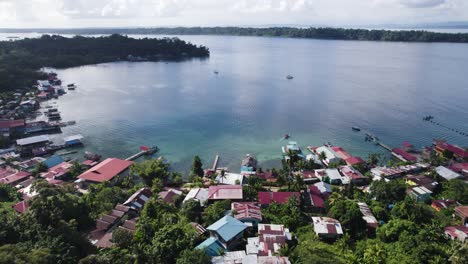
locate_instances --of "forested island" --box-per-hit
[0,34,209,92]
[3,27,468,43]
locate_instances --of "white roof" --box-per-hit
[16,135,49,146]
[357,202,378,225]
[64,134,84,142]
[211,251,247,264]
[412,186,432,195]
[435,166,462,181]
[215,173,244,185]
[316,146,338,160]
[311,217,343,235]
[326,169,342,180]
[183,188,209,205]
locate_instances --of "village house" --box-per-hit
[43,155,65,169]
[311,217,344,240]
[198,215,248,253]
[339,165,368,185]
[314,146,342,166]
[12,200,30,214]
[18,157,46,171]
[435,166,463,181]
[16,135,50,156]
[258,192,300,207]
[89,204,131,248]
[41,161,73,181]
[183,187,209,206]
[405,174,439,192]
[330,146,365,166]
[0,169,32,186]
[241,154,258,174]
[315,168,342,185]
[449,163,468,177]
[123,187,152,211]
[454,206,468,225]
[76,158,133,187]
[444,226,468,242]
[211,251,254,264]
[296,170,319,184]
[208,185,243,202]
[246,224,292,257]
[231,202,262,227]
[358,202,379,231]
[0,119,25,139]
[158,188,183,204]
[370,166,404,180]
[392,148,417,162]
[314,181,333,197]
[407,186,432,202]
[258,256,291,264]
[431,199,457,211]
[434,141,468,160]
[215,172,245,185]
[256,170,278,183]
[305,185,325,212]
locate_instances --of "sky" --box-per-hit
[0,0,468,28]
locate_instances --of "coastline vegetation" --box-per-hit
[4,27,468,43]
[0,34,209,92]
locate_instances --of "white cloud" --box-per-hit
[399,0,446,8]
[0,0,467,28]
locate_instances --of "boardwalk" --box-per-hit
[212,155,220,171]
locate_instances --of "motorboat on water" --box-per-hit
[284,134,290,139]
[286,75,293,80]
[352,126,361,131]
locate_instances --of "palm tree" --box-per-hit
[319,151,327,161]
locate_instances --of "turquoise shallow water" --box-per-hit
[16,34,468,173]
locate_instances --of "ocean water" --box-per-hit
[4,34,468,173]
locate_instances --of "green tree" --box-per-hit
[176,249,211,264]
[369,179,407,205]
[328,199,366,239]
[0,244,53,264]
[202,200,231,226]
[261,196,305,231]
[191,156,204,178]
[130,158,170,186]
[180,199,202,222]
[111,228,134,249]
[440,179,468,204]
[0,183,20,202]
[290,240,346,264]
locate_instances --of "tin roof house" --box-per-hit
[196,215,248,255]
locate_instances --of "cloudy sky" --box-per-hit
[0,0,467,28]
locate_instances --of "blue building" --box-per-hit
[196,215,248,256]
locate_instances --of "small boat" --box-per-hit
[284,134,290,139]
[286,75,293,80]
[214,70,219,74]
[352,126,361,131]
[67,83,76,90]
[84,151,101,161]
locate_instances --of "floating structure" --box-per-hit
[125,145,158,161]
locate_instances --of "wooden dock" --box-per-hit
[212,155,220,171]
[126,146,158,161]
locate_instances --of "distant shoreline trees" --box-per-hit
[0,34,209,92]
[4,27,468,43]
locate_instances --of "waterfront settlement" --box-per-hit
[0,74,467,263]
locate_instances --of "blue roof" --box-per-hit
[43,155,64,168]
[195,237,224,257]
[207,215,248,242]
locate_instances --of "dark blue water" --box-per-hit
[22,35,468,172]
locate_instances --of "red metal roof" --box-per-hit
[232,202,262,222]
[208,185,243,200]
[0,119,25,129]
[258,192,299,205]
[436,142,468,158]
[42,162,72,179]
[331,146,352,159]
[12,200,29,214]
[0,171,32,185]
[392,148,417,161]
[345,156,365,166]
[449,163,468,173]
[308,186,325,208]
[78,158,133,183]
